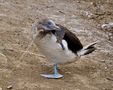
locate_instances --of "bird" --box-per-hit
[31,19,96,79]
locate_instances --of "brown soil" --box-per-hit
[0,0,113,90]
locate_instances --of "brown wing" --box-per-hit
[56,24,83,54]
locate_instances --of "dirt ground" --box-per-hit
[0,0,113,90]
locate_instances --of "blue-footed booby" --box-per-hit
[32,19,96,79]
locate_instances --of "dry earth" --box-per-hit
[0,0,113,90]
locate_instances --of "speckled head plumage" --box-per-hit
[37,19,60,31]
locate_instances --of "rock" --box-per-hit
[83,11,95,19]
[105,67,107,70]
[90,2,97,6]
[90,2,95,5]
[77,1,80,3]
[65,71,71,74]
[59,10,65,14]
[100,60,105,63]
[7,85,13,89]
[101,22,113,30]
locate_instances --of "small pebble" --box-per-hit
[101,22,113,30]
[100,60,105,63]
[59,10,65,14]
[90,2,94,5]
[90,2,97,7]
[84,11,94,19]
[106,77,113,81]
[65,72,71,74]
[7,85,13,89]
[77,1,80,3]
[105,67,107,69]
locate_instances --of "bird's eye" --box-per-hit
[47,22,52,25]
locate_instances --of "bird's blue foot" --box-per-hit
[40,73,63,79]
[41,64,63,79]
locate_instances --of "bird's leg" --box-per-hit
[40,64,63,79]
[53,64,61,75]
[54,64,58,75]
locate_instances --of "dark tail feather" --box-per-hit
[77,42,97,56]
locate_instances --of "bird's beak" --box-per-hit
[51,25,60,30]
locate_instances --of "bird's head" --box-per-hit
[31,19,60,39]
[36,19,60,31]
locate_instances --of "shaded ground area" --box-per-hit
[0,0,113,90]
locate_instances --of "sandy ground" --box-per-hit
[0,0,113,90]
